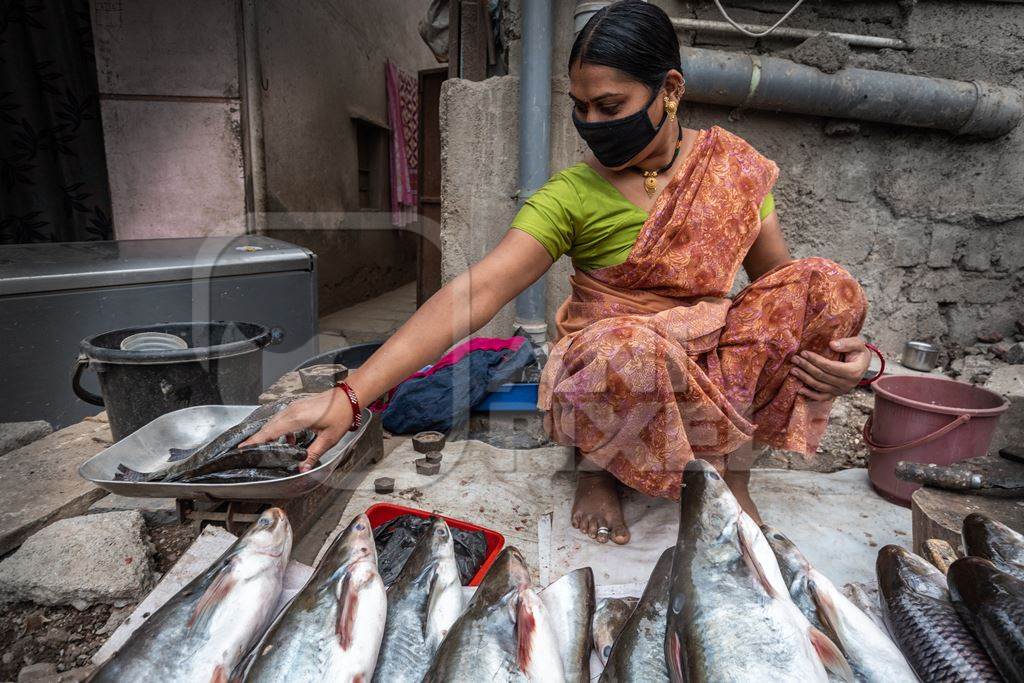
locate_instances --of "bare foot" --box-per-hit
[724,468,763,525]
[572,469,631,545]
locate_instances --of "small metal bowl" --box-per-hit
[901,340,939,372]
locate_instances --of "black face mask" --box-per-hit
[572,83,667,168]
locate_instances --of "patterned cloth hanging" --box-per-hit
[385,60,419,227]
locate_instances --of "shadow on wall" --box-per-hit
[263,208,419,316]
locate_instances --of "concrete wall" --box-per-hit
[257,0,442,314]
[441,0,1024,354]
[91,0,247,239]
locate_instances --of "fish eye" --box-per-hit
[603,646,612,658]
[355,522,365,531]
[258,517,271,527]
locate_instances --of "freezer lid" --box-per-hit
[0,236,315,296]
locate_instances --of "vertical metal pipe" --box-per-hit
[241,0,267,234]
[514,0,553,344]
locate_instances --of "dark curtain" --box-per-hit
[0,0,112,243]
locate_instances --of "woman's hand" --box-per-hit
[790,336,872,401]
[240,389,353,471]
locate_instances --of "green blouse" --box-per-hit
[511,162,775,271]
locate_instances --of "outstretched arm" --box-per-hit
[243,229,553,468]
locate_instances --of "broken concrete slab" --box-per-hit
[0,511,154,610]
[88,494,177,525]
[0,421,52,457]
[0,419,112,555]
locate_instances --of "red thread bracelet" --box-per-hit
[858,343,885,387]
[334,381,363,431]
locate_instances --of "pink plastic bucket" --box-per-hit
[864,374,1009,507]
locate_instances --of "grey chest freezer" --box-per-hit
[0,236,318,429]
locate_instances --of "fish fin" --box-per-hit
[210,664,227,683]
[168,447,197,462]
[738,521,777,598]
[515,590,535,673]
[335,571,358,650]
[667,631,686,683]
[187,559,238,632]
[114,463,146,482]
[809,575,845,647]
[808,627,854,682]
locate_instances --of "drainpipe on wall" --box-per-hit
[679,47,1023,138]
[514,0,553,346]
[241,0,267,234]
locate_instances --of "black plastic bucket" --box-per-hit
[73,321,271,440]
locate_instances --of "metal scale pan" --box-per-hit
[79,405,372,501]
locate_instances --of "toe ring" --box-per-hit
[596,526,611,538]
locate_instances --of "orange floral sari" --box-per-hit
[539,127,867,499]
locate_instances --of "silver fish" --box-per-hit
[841,582,888,636]
[424,546,565,682]
[666,459,850,683]
[763,526,916,683]
[241,513,386,682]
[372,517,463,683]
[591,597,638,667]
[540,567,595,683]
[600,549,672,683]
[91,508,291,683]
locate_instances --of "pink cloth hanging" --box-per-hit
[385,60,419,227]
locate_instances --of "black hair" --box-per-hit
[569,0,682,90]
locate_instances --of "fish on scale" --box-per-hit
[115,398,306,483]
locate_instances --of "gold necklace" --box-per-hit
[634,121,683,197]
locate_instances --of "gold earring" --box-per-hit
[664,97,678,121]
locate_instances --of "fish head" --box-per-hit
[761,525,811,586]
[474,546,531,606]
[963,512,1024,565]
[876,545,947,601]
[425,517,457,562]
[243,507,293,559]
[318,513,378,582]
[678,459,741,547]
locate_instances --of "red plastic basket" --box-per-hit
[365,502,505,587]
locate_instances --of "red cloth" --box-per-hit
[386,60,419,227]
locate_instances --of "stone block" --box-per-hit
[928,224,959,268]
[984,364,1024,454]
[89,494,178,525]
[0,421,52,457]
[0,420,110,556]
[0,511,154,609]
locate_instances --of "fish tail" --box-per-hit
[114,463,147,482]
[167,447,197,462]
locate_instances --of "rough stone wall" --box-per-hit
[442,0,1024,354]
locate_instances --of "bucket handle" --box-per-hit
[72,354,105,406]
[862,411,971,454]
